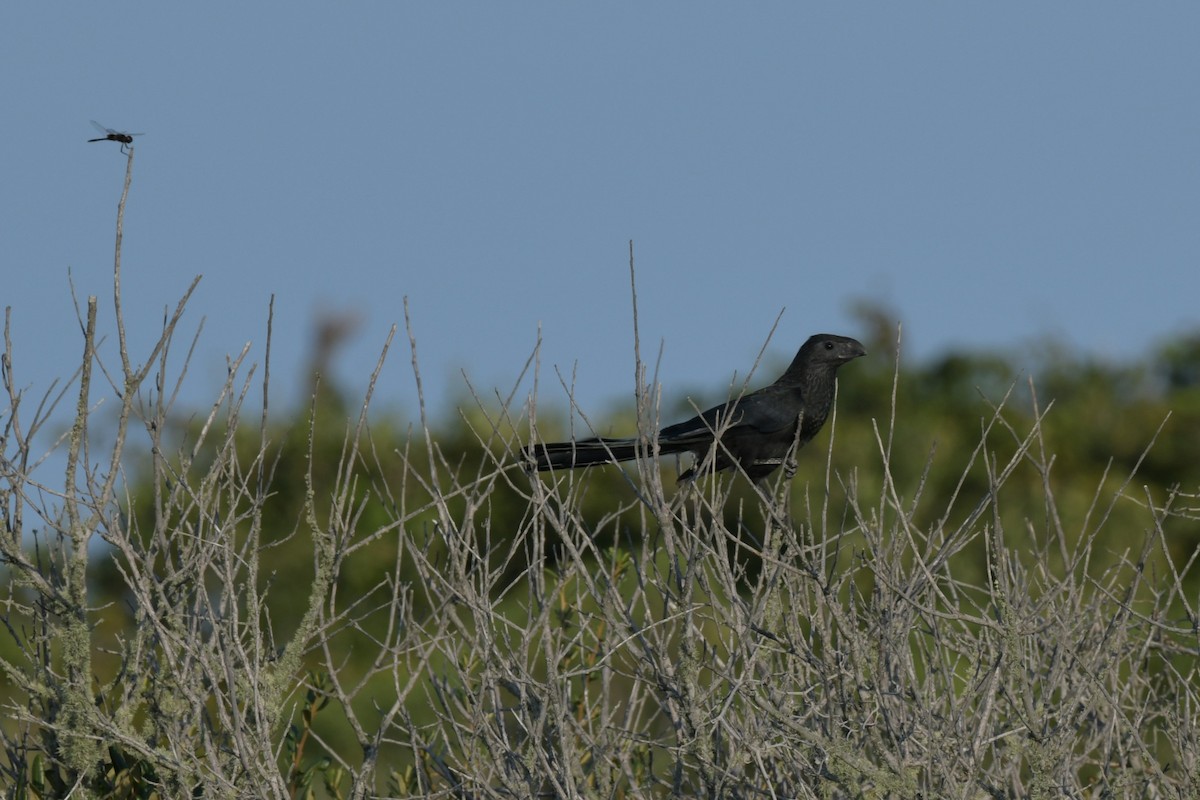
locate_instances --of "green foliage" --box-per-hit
[4,291,1200,795]
[285,671,345,800]
[97,319,1200,641]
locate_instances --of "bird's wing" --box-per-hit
[659,386,800,443]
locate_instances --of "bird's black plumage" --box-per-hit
[522,333,866,481]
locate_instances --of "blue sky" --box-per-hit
[3,5,1198,446]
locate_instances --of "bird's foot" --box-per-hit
[783,456,798,480]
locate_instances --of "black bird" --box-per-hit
[522,333,866,482]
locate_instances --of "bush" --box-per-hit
[2,154,1197,798]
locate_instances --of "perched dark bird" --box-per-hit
[522,333,866,482]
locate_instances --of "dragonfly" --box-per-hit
[88,120,143,154]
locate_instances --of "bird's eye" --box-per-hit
[824,341,834,350]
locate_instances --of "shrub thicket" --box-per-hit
[2,150,1198,799]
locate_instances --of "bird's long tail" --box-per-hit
[521,437,689,472]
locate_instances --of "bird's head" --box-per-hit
[802,334,867,365]
[775,334,867,383]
